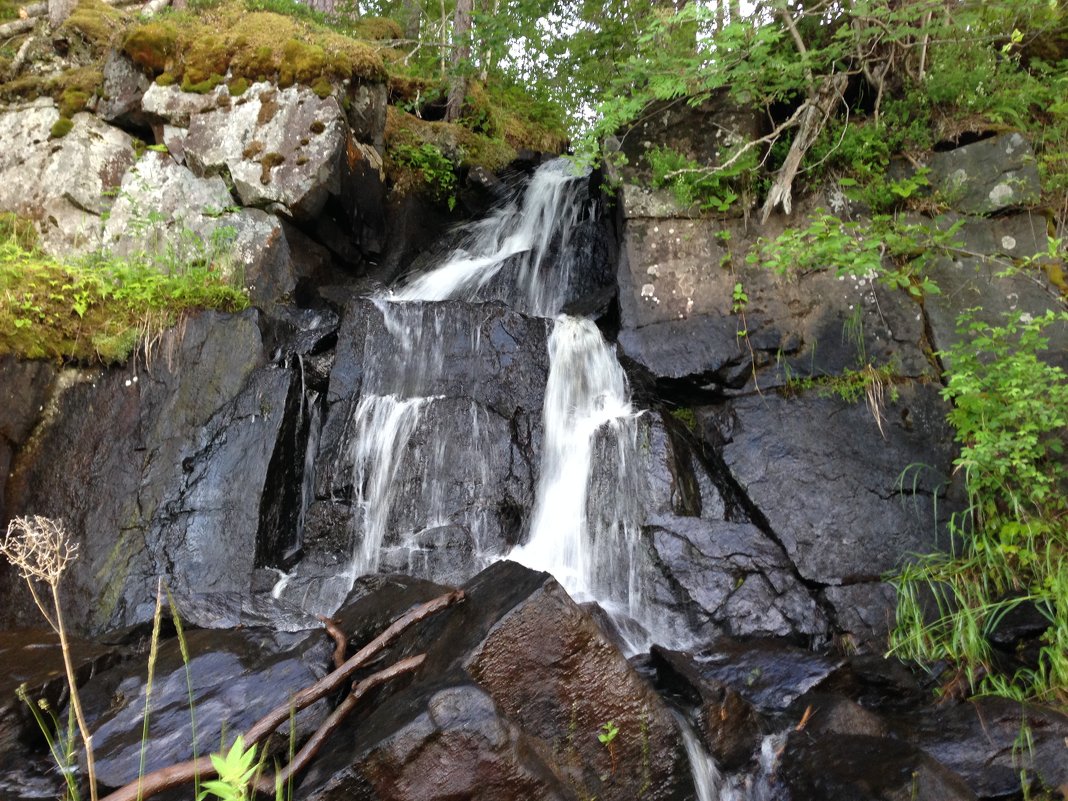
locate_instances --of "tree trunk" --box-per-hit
[48,0,76,27]
[444,0,473,122]
[403,0,420,40]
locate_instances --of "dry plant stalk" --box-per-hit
[1,515,99,801]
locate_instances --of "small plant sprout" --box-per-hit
[1,516,98,801]
[598,720,619,776]
[197,736,260,801]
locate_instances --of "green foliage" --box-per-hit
[198,736,259,801]
[0,229,248,364]
[390,142,458,209]
[50,117,74,139]
[647,146,752,213]
[747,211,956,298]
[597,720,619,746]
[16,687,82,801]
[890,310,1068,705]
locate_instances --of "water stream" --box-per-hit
[333,158,724,799]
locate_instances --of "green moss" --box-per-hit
[0,238,248,364]
[122,1,386,91]
[227,76,249,95]
[347,16,402,41]
[180,72,224,93]
[0,213,40,252]
[155,72,176,86]
[243,139,265,159]
[311,76,332,98]
[668,407,697,429]
[50,117,74,138]
[58,0,127,50]
[58,87,90,117]
[122,20,179,73]
[259,151,284,183]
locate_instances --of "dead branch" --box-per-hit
[100,590,464,801]
[252,654,425,795]
[760,72,848,223]
[318,615,348,670]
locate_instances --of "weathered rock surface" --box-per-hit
[617,215,932,395]
[185,83,348,219]
[0,99,136,254]
[924,212,1066,367]
[926,132,1041,215]
[699,383,959,586]
[98,50,152,126]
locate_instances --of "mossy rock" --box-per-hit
[347,16,402,41]
[121,1,387,92]
[122,21,179,73]
[0,65,103,115]
[58,0,128,50]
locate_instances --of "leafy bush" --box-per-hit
[890,310,1068,704]
[746,211,955,298]
[647,145,754,213]
[390,142,458,209]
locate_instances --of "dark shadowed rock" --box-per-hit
[700,383,959,587]
[907,698,1068,799]
[644,515,828,641]
[926,132,1041,215]
[98,50,151,126]
[779,732,977,801]
[821,582,899,652]
[0,357,56,523]
[650,646,760,770]
[689,638,843,712]
[80,627,331,790]
[0,311,311,634]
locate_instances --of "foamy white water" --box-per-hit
[510,317,644,613]
[394,158,587,315]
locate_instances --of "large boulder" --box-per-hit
[299,561,696,801]
[184,83,348,220]
[0,100,136,255]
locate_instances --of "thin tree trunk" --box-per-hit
[48,0,76,26]
[444,0,473,122]
[403,0,420,41]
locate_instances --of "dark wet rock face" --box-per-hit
[925,133,1041,215]
[699,384,959,586]
[78,627,330,791]
[779,732,978,801]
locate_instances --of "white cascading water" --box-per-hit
[337,158,726,801]
[508,317,647,627]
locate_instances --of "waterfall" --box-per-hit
[509,317,646,622]
[324,158,727,801]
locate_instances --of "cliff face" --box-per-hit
[1,19,1068,801]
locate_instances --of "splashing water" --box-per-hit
[509,317,646,621]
